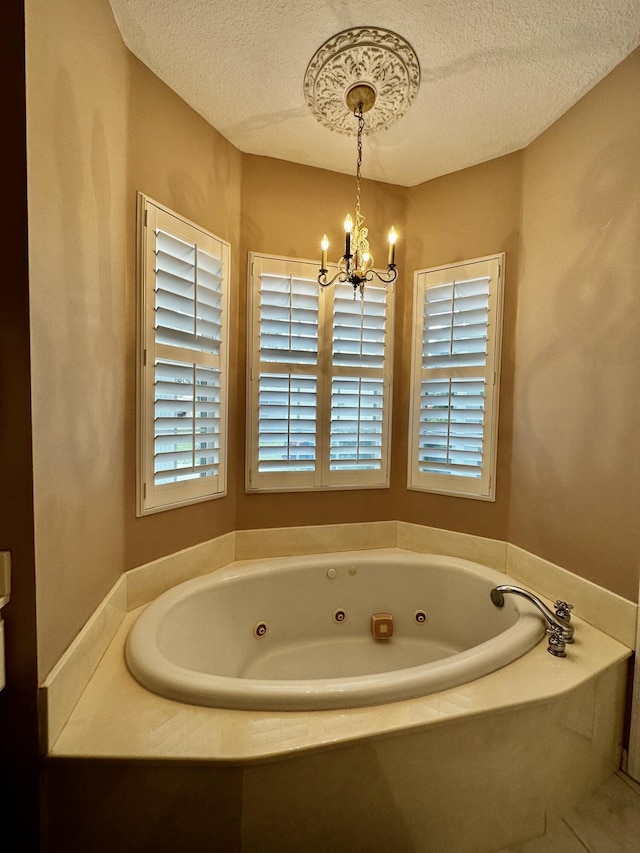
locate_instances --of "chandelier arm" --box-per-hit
[318,269,350,288]
[368,266,398,285]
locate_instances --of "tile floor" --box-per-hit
[495,772,640,852]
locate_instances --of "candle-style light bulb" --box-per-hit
[388,226,397,266]
[320,234,329,270]
[344,214,353,258]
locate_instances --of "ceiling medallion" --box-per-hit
[303,26,420,135]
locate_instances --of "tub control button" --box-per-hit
[371,613,393,640]
[327,568,337,579]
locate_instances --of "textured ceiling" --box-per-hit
[108,0,640,186]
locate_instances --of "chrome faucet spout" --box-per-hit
[490,584,574,642]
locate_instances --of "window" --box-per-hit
[408,254,504,500]
[137,194,230,514]
[247,254,394,492]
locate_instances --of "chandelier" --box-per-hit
[303,27,420,298]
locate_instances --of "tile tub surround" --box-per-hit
[240,665,627,853]
[396,521,507,571]
[40,524,639,755]
[506,545,637,649]
[235,520,397,562]
[49,612,628,853]
[127,523,396,611]
[40,575,127,752]
[126,531,236,610]
[51,594,629,762]
[41,530,635,851]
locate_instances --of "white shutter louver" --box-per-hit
[418,378,485,478]
[332,285,386,369]
[259,274,318,365]
[409,255,504,500]
[153,361,221,484]
[155,232,223,353]
[137,195,230,514]
[258,373,317,472]
[330,377,384,471]
[422,278,489,369]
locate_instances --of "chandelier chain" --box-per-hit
[355,104,364,228]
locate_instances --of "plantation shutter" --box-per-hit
[138,195,230,514]
[247,254,394,492]
[408,255,504,500]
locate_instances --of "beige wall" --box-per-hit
[399,153,523,541]
[26,0,241,677]
[510,50,640,600]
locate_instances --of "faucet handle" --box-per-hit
[546,625,567,658]
[555,600,573,621]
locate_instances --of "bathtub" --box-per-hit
[126,551,546,710]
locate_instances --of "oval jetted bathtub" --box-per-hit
[125,550,546,711]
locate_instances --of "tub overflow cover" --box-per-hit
[371,613,393,640]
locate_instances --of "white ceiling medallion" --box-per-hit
[304,27,421,135]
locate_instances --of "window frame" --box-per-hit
[136,192,230,515]
[407,253,505,501]
[246,252,395,493]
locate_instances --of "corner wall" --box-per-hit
[510,49,640,600]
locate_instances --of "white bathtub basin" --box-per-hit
[125,550,545,710]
